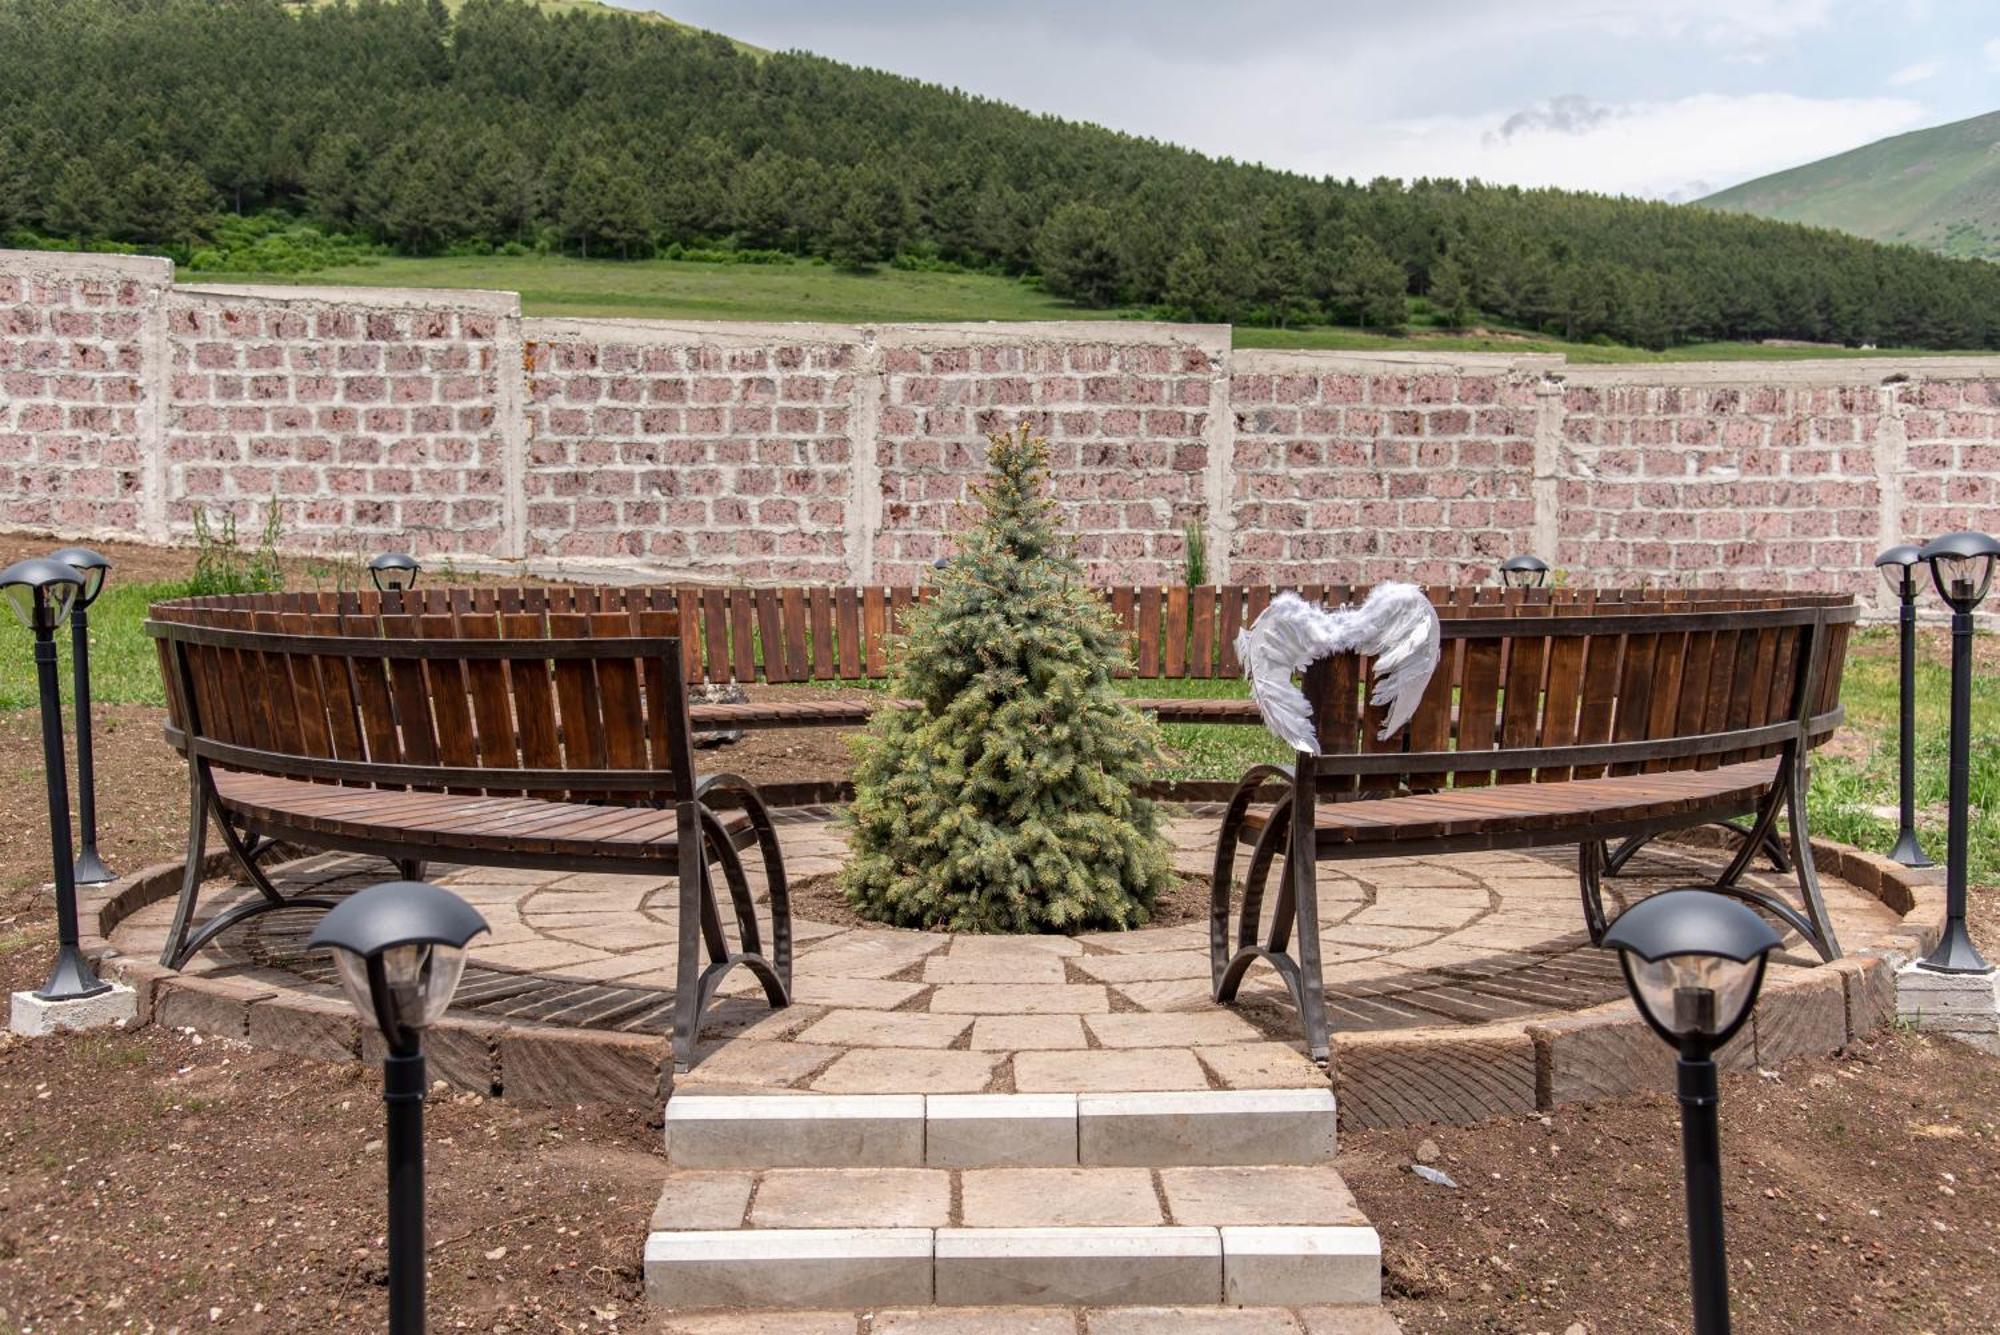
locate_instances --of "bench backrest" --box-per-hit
[148,594,701,804]
[1295,594,1855,797]
[148,582,1850,691]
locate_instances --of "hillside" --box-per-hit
[4,0,2000,352]
[1699,110,2000,261]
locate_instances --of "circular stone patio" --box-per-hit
[94,807,1934,1128]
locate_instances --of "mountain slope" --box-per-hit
[4,0,2000,350]
[1699,110,2000,260]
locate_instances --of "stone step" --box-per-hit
[643,1163,1381,1312]
[664,1088,1338,1169]
[654,1306,1402,1333]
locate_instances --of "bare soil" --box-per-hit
[1346,1032,2000,1334]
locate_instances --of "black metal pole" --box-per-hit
[32,625,108,1001]
[1677,1045,1730,1335]
[1889,589,1934,867]
[384,1047,429,1335]
[69,602,113,885]
[1921,607,1989,972]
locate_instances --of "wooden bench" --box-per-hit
[146,594,790,1071]
[1208,593,1856,1063]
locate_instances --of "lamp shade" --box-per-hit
[307,882,488,1050]
[1873,543,1923,598]
[367,551,421,593]
[1918,530,2000,612]
[0,558,84,633]
[1498,554,1550,589]
[1603,890,1780,1049]
[48,546,111,607]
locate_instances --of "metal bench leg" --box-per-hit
[1706,763,1840,962]
[393,858,427,882]
[1286,782,1333,1067]
[1606,822,1788,877]
[672,801,707,1073]
[161,768,337,970]
[1208,765,1295,999]
[1579,840,1610,945]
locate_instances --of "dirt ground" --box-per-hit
[4,536,2000,1330]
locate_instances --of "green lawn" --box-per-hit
[190,253,1981,363]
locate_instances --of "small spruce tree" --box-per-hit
[842,423,1172,933]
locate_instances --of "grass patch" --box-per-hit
[0,578,190,713]
[190,254,1984,363]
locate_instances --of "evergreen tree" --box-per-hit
[1035,201,1123,307]
[1428,251,1474,329]
[1327,232,1406,329]
[842,423,1172,933]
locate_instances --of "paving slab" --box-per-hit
[1160,1167,1364,1228]
[926,1093,1079,1168]
[644,1228,934,1310]
[796,1010,975,1050]
[1086,1308,1304,1335]
[872,1309,1078,1335]
[933,1227,1222,1307]
[666,1094,925,1168]
[1013,1048,1209,1094]
[960,1167,1163,1227]
[654,1310,860,1335]
[1220,1227,1380,1307]
[924,953,1069,985]
[928,984,1111,1015]
[1085,1012,1264,1049]
[811,1049,1004,1095]
[969,1015,1088,1051]
[751,1168,951,1229]
[1078,1090,1339,1167]
[651,1171,756,1230]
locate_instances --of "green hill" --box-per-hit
[5,0,2000,351]
[1699,110,2000,261]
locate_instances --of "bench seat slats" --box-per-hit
[1237,759,1777,848]
[212,770,753,860]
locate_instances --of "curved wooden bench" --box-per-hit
[146,595,790,1072]
[1209,595,1856,1064]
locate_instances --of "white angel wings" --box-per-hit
[1232,584,1442,754]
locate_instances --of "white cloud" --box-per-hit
[1887,59,1942,85]
[1283,93,1926,200]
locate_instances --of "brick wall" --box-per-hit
[521,320,857,580]
[1897,374,2000,559]
[0,252,164,537]
[5,247,2000,612]
[1227,351,1543,586]
[164,284,518,557]
[869,326,1228,586]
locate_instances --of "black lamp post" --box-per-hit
[1498,553,1550,589]
[1,558,109,1002]
[368,551,421,594]
[1604,889,1781,1335]
[307,881,488,1335]
[1914,530,1999,974]
[1873,544,1934,869]
[49,546,114,884]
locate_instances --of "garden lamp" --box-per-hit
[0,558,107,1002]
[1498,554,1550,589]
[1915,530,2000,974]
[368,551,421,594]
[49,546,114,884]
[1605,889,1780,1335]
[308,881,488,1335]
[1873,544,1933,869]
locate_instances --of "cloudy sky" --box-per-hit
[647,0,1996,200]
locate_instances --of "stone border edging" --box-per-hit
[79,839,1942,1124]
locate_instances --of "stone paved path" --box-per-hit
[112,807,1899,1100]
